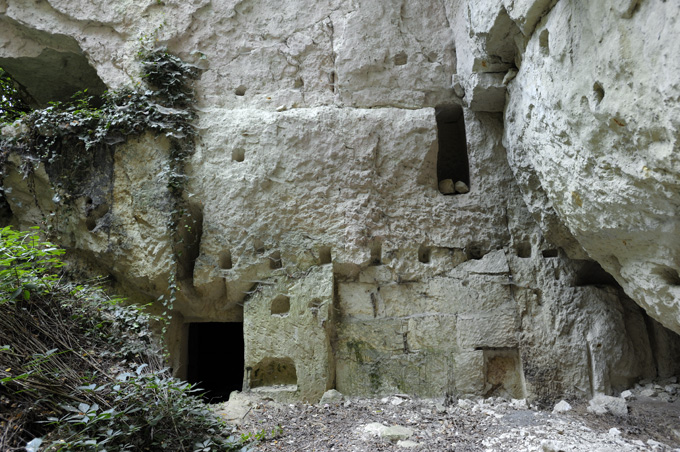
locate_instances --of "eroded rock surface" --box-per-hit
[503,0,680,335]
[1,0,679,405]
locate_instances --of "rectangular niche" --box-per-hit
[435,106,469,195]
[249,357,298,389]
[483,348,525,400]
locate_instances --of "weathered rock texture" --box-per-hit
[503,0,680,336]
[1,0,679,403]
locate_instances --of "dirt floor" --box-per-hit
[218,391,680,452]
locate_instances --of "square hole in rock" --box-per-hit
[483,348,525,400]
[187,322,244,403]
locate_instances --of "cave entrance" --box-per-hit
[0,48,107,108]
[186,322,244,403]
[435,106,469,194]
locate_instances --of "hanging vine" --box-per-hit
[0,49,201,347]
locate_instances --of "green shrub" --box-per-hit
[0,68,30,123]
[0,227,239,451]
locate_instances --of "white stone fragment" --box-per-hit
[363,422,388,436]
[541,440,566,452]
[552,400,572,413]
[454,181,470,194]
[458,399,473,410]
[438,179,455,194]
[640,388,657,398]
[620,390,635,401]
[511,399,528,410]
[319,389,344,404]
[587,394,628,417]
[390,396,404,406]
[380,425,414,442]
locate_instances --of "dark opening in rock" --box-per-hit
[254,239,265,254]
[232,148,245,162]
[418,245,431,264]
[187,322,244,403]
[85,203,109,232]
[435,106,469,195]
[394,51,408,66]
[219,250,233,270]
[593,82,605,105]
[539,29,550,55]
[541,249,559,258]
[319,246,332,265]
[652,265,680,286]
[467,243,486,260]
[271,294,290,316]
[329,71,336,92]
[515,242,532,258]
[370,241,382,265]
[0,46,107,108]
[574,261,618,287]
[268,250,282,269]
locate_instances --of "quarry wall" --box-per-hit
[1,0,679,403]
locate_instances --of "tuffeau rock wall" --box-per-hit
[1,0,680,403]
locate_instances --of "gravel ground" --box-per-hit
[217,391,680,452]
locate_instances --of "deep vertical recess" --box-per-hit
[435,106,469,192]
[187,322,244,403]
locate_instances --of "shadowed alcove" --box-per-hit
[186,322,244,403]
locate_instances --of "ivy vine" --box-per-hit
[0,49,201,350]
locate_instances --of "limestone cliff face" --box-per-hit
[1,0,679,402]
[503,0,680,336]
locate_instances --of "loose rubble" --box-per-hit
[218,379,680,452]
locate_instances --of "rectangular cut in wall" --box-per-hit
[483,348,525,399]
[185,322,244,403]
[243,265,334,402]
[335,250,520,397]
[435,106,469,194]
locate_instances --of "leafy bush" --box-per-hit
[0,68,30,123]
[0,50,199,197]
[0,225,64,302]
[0,227,239,451]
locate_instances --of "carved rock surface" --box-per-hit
[504,0,680,334]
[1,0,679,403]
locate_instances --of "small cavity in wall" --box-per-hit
[417,245,432,264]
[318,246,332,265]
[270,295,290,316]
[482,348,525,400]
[249,357,298,389]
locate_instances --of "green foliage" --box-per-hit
[0,52,201,359]
[238,425,284,444]
[0,226,64,302]
[42,368,240,452]
[0,227,238,451]
[0,50,199,197]
[0,67,30,123]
